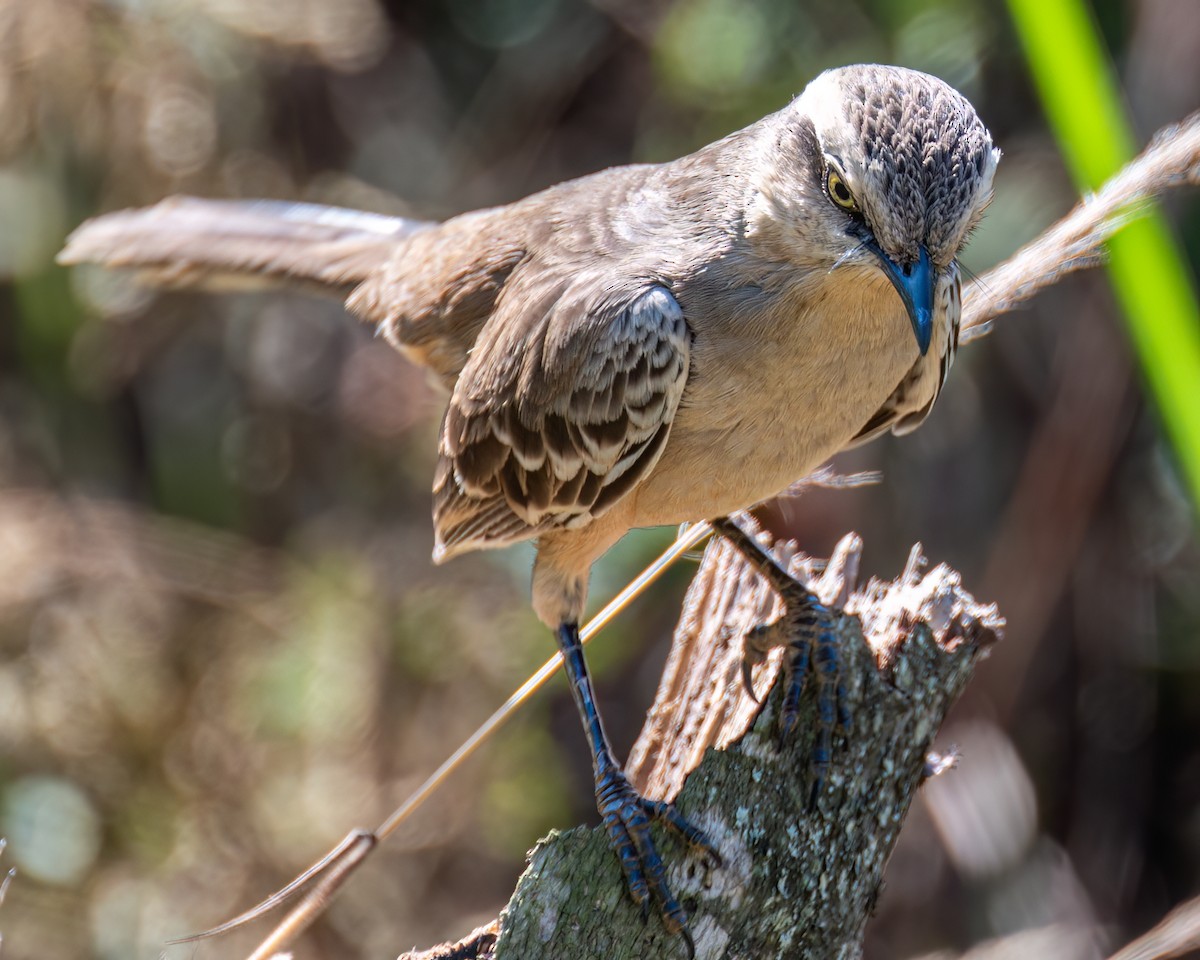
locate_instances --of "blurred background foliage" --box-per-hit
[0,0,1196,958]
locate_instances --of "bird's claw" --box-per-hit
[741,657,760,704]
[594,766,716,952]
[737,583,850,796]
[772,595,851,802]
[717,516,852,804]
[738,620,778,703]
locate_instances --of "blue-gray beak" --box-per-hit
[871,243,935,355]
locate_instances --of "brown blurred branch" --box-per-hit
[1106,895,1200,960]
[403,518,1000,959]
[978,284,1136,725]
[910,893,1200,960]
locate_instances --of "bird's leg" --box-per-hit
[710,516,851,805]
[555,621,718,956]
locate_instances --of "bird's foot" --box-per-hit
[595,764,719,958]
[753,594,850,805]
[713,516,850,805]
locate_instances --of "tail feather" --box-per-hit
[58,195,431,296]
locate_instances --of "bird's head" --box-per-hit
[758,64,1000,355]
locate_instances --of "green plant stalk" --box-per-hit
[1008,0,1200,510]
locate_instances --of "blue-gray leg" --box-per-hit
[711,516,851,806]
[555,622,718,957]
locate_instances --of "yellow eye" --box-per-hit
[825,169,860,212]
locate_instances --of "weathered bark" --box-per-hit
[403,517,1001,960]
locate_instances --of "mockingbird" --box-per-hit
[60,63,999,948]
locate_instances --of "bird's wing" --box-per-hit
[431,280,691,560]
[347,212,528,393]
[848,264,961,446]
[58,196,429,294]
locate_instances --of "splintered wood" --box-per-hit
[626,518,1001,801]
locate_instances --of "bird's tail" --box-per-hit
[58,195,431,297]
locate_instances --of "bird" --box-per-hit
[59,63,999,950]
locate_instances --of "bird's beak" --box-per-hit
[871,243,935,355]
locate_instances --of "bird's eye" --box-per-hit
[825,169,860,213]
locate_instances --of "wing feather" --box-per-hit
[432,281,690,561]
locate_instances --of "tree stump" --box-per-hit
[402,516,1002,960]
